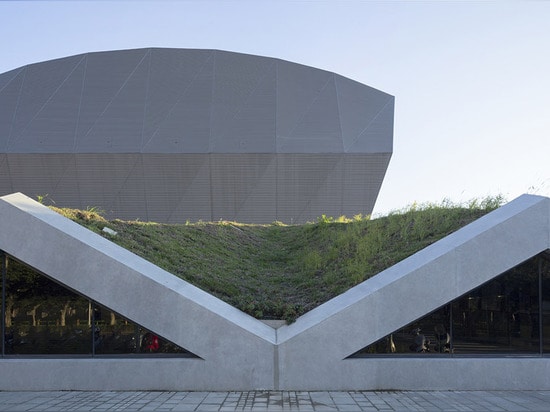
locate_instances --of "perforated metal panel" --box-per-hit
[0,48,394,223]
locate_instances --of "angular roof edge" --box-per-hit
[0,192,276,347]
[0,47,394,99]
[1,192,548,351]
[277,194,550,344]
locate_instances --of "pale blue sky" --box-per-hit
[1,0,549,216]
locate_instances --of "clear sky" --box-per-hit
[1,0,549,216]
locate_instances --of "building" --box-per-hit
[2,49,549,391]
[0,192,549,390]
[0,48,394,223]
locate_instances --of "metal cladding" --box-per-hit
[0,48,394,223]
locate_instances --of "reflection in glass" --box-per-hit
[452,260,540,354]
[92,304,189,355]
[1,253,195,357]
[1,252,5,355]
[350,252,549,357]
[541,257,550,353]
[4,257,91,355]
[352,306,451,356]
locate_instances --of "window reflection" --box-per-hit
[92,304,189,355]
[4,258,91,355]
[357,306,451,355]
[1,254,194,357]
[351,252,550,357]
[541,258,550,353]
[2,249,550,358]
[452,261,540,354]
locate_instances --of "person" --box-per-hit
[409,328,429,352]
[434,324,451,353]
[142,332,159,352]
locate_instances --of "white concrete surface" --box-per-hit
[277,194,550,390]
[0,193,275,390]
[0,193,549,391]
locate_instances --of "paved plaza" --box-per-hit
[0,391,549,411]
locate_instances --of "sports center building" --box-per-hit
[0,50,550,391]
[0,48,394,223]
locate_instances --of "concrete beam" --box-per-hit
[0,193,549,390]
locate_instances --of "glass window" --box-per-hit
[350,305,451,356]
[452,259,540,355]
[1,253,197,357]
[92,303,191,356]
[541,255,550,353]
[4,257,91,355]
[1,253,5,355]
[349,252,549,357]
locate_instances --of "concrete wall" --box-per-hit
[0,193,276,390]
[1,358,549,391]
[0,193,549,390]
[276,194,550,389]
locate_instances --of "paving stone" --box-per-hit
[0,391,550,411]
[172,405,200,411]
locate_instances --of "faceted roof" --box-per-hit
[0,48,393,155]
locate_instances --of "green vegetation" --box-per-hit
[50,196,505,322]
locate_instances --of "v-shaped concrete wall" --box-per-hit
[0,192,549,390]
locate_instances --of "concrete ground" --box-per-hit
[0,391,549,411]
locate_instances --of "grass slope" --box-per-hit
[51,197,504,322]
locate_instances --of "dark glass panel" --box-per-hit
[1,254,197,357]
[452,258,540,354]
[92,303,192,355]
[5,257,91,355]
[541,253,550,353]
[350,305,451,356]
[1,252,5,356]
[350,253,549,358]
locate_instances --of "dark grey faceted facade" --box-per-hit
[0,48,393,223]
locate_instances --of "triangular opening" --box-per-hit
[347,251,550,358]
[1,252,200,358]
